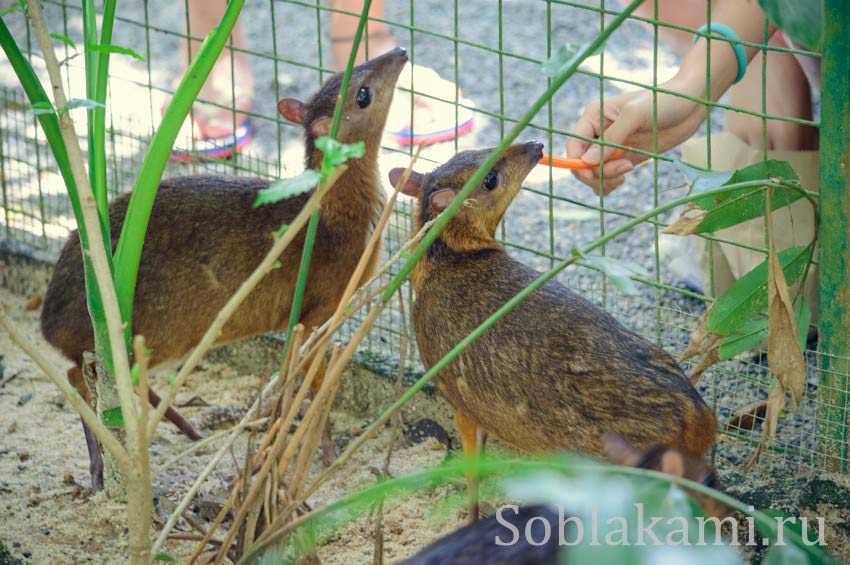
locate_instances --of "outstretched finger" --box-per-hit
[566,115,599,160]
[581,108,642,165]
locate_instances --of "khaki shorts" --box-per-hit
[681,131,819,321]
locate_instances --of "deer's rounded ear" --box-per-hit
[602,433,642,467]
[430,189,457,213]
[310,117,332,138]
[389,168,424,197]
[278,99,305,124]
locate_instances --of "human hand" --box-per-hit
[566,80,707,195]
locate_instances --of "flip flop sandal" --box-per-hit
[170,121,253,162]
[390,97,475,146]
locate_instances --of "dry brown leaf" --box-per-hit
[723,400,768,432]
[687,347,720,386]
[679,315,710,362]
[767,242,806,409]
[750,189,807,466]
[679,316,723,385]
[662,202,708,236]
[748,383,786,469]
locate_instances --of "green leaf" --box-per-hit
[168,372,177,384]
[718,318,769,360]
[582,254,648,296]
[706,246,812,336]
[540,43,602,77]
[50,33,76,48]
[101,406,125,428]
[89,43,145,61]
[131,363,139,386]
[154,553,176,562]
[254,170,321,207]
[272,260,282,269]
[1,1,24,16]
[795,298,812,351]
[690,160,804,233]
[272,224,289,238]
[28,101,55,115]
[676,161,734,194]
[315,136,365,175]
[763,538,810,565]
[759,0,823,52]
[61,98,106,114]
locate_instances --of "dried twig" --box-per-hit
[26,0,139,447]
[0,305,128,465]
[0,368,23,387]
[148,166,349,438]
[154,418,269,478]
[235,151,431,559]
[181,150,429,560]
[372,290,410,565]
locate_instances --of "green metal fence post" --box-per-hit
[817,0,850,473]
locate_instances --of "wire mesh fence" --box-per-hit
[0,0,846,474]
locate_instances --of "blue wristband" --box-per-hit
[693,23,747,84]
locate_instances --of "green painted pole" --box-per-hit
[817,0,850,473]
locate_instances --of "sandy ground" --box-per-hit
[0,286,463,563]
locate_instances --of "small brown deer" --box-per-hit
[41,48,408,489]
[391,142,716,497]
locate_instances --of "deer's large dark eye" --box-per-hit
[356,86,372,109]
[483,169,499,191]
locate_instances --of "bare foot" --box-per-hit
[167,0,254,147]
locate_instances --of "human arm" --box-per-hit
[567,0,775,195]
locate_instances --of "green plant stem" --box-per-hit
[112,0,246,336]
[0,14,115,367]
[282,0,373,358]
[85,0,118,255]
[304,179,807,507]
[242,456,833,564]
[381,0,645,302]
[23,0,139,482]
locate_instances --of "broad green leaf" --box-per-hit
[759,0,823,52]
[61,98,106,114]
[763,539,810,565]
[266,453,833,565]
[154,553,176,562]
[90,43,145,61]
[719,318,769,360]
[50,33,76,48]
[761,511,836,564]
[690,160,804,233]
[315,136,364,172]
[29,101,55,115]
[676,161,734,194]
[101,406,125,428]
[582,254,648,296]
[706,246,812,336]
[254,170,321,206]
